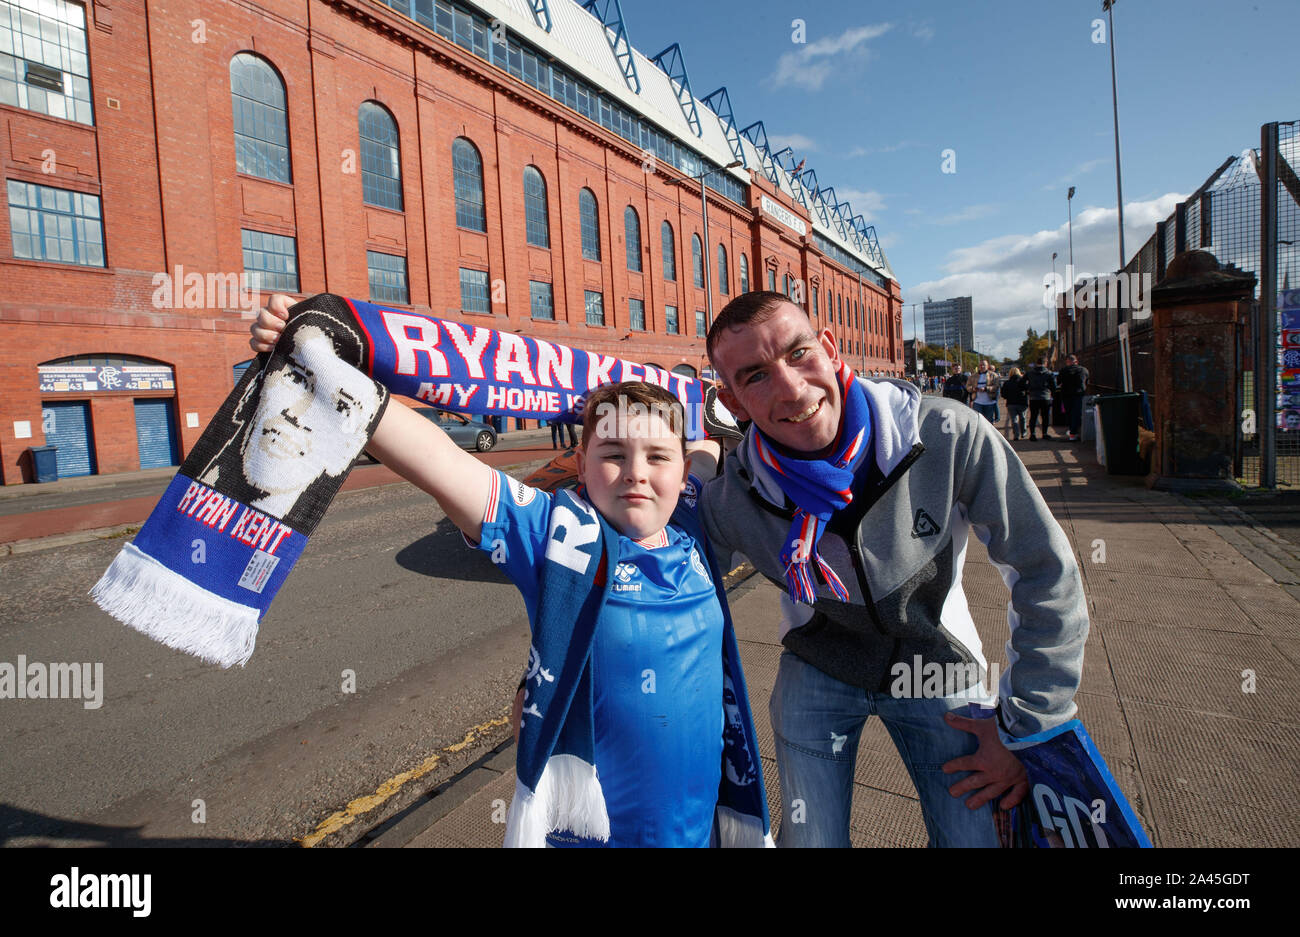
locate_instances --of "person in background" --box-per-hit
[1025,358,1056,441]
[1001,367,1029,442]
[966,360,1001,424]
[942,363,969,403]
[1056,355,1090,442]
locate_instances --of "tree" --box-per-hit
[1018,328,1052,368]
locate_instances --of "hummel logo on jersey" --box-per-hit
[613,562,642,592]
[911,508,940,538]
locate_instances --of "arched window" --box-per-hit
[691,234,703,288]
[359,102,402,211]
[230,53,291,183]
[660,221,676,281]
[624,206,642,271]
[717,244,729,295]
[579,188,601,261]
[523,166,549,248]
[739,253,749,293]
[452,137,486,232]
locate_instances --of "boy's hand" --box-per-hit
[248,293,295,354]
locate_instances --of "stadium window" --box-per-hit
[242,228,298,293]
[739,253,749,293]
[694,308,706,337]
[452,137,487,232]
[584,289,605,326]
[359,102,403,211]
[0,0,94,125]
[629,297,645,331]
[230,53,291,183]
[624,206,642,272]
[529,280,554,320]
[367,250,408,305]
[579,188,601,261]
[459,267,490,314]
[661,221,676,281]
[717,244,728,295]
[523,166,550,248]
[7,180,104,267]
[691,234,703,288]
[664,305,679,335]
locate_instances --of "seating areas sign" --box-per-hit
[39,363,175,393]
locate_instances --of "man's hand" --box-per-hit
[941,710,1029,810]
[248,293,295,354]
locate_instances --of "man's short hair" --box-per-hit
[706,291,797,375]
[581,381,686,454]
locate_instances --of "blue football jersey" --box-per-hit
[476,470,723,847]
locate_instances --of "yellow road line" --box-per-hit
[298,712,510,848]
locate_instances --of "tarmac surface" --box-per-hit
[4,426,1298,848]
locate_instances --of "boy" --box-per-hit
[250,305,767,848]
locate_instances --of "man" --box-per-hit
[941,363,968,403]
[1025,357,1056,442]
[1056,354,1090,441]
[700,292,1088,847]
[200,318,383,528]
[966,360,1001,424]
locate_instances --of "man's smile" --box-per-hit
[783,400,824,424]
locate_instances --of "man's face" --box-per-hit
[244,326,378,497]
[711,302,843,455]
[576,406,688,541]
[979,360,989,373]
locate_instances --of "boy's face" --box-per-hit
[576,407,688,541]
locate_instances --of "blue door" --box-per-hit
[134,398,180,469]
[41,401,96,478]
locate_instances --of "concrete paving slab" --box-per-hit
[1122,700,1300,848]
[1099,619,1299,724]
[405,768,513,848]
[1083,571,1253,628]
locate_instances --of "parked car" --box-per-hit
[415,407,498,452]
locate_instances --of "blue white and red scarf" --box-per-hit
[751,361,872,605]
[91,294,719,668]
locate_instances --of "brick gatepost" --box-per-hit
[1147,250,1256,491]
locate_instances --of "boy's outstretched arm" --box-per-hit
[250,294,493,542]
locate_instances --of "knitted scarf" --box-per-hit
[507,482,770,848]
[750,361,871,605]
[90,293,717,668]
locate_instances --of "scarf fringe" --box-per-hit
[504,754,610,848]
[714,805,775,848]
[89,543,260,669]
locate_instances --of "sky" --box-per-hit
[624,0,1300,360]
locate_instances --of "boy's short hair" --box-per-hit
[581,381,687,454]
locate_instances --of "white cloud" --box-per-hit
[929,203,999,226]
[768,23,893,92]
[1040,157,1109,192]
[848,139,925,158]
[831,188,887,223]
[767,133,819,154]
[904,193,1186,360]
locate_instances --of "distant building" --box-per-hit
[903,338,923,374]
[924,296,974,351]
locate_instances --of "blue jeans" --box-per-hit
[972,401,999,423]
[770,651,1000,848]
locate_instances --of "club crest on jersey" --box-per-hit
[689,548,707,577]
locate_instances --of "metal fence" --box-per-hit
[1062,120,1300,488]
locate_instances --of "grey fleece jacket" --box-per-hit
[698,377,1088,739]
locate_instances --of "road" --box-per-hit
[0,461,552,847]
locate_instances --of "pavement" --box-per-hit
[0,427,563,554]
[366,435,1300,849]
[5,422,1299,848]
